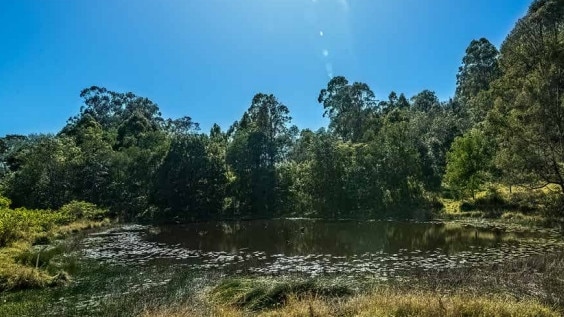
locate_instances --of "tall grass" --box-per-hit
[141,279,560,317]
[209,277,353,311]
[0,197,109,291]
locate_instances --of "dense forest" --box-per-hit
[1,0,563,222]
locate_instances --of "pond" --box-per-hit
[81,219,563,278]
[4,219,564,316]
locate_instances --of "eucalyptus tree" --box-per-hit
[226,93,293,217]
[318,76,378,142]
[455,38,501,123]
[489,0,564,194]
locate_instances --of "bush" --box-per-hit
[0,196,10,209]
[0,209,35,247]
[0,208,64,247]
[58,201,108,222]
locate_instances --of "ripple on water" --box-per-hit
[79,224,564,278]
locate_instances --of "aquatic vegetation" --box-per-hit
[78,221,564,279]
[1,231,563,316]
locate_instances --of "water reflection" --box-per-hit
[147,220,514,256]
[80,220,562,277]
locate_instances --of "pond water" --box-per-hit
[81,219,563,278]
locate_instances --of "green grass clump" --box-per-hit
[0,199,109,248]
[210,277,353,311]
[0,261,52,291]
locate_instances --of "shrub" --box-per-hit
[58,201,108,222]
[0,206,69,247]
[0,196,10,209]
[0,209,31,247]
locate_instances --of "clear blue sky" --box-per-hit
[0,0,531,136]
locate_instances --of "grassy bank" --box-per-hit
[435,184,564,228]
[4,253,562,317]
[143,291,558,317]
[0,197,109,292]
[139,250,564,317]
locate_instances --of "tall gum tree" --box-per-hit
[489,0,564,193]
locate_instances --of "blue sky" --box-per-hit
[0,0,531,136]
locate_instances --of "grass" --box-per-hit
[1,188,563,316]
[139,281,560,317]
[0,198,110,292]
[138,249,564,317]
[0,260,208,317]
[437,184,564,229]
[0,230,562,316]
[209,277,353,311]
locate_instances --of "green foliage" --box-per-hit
[318,76,377,142]
[0,208,64,247]
[152,134,226,221]
[4,4,564,224]
[411,89,440,112]
[487,0,564,200]
[2,135,82,210]
[0,196,10,209]
[444,129,493,198]
[210,278,352,311]
[0,201,105,248]
[455,38,501,124]
[58,201,108,222]
[225,93,293,218]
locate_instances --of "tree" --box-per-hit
[4,136,82,209]
[153,134,226,221]
[456,38,500,101]
[455,38,501,123]
[444,129,492,198]
[306,130,350,218]
[0,135,29,175]
[226,93,293,217]
[375,113,423,209]
[489,0,564,193]
[397,93,410,109]
[246,93,292,167]
[411,90,440,112]
[62,86,165,140]
[72,120,114,206]
[165,116,200,135]
[318,76,377,142]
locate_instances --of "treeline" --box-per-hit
[1,0,563,221]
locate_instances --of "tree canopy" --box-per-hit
[1,0,563,220]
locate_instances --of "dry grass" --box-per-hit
[140,291,559,317]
